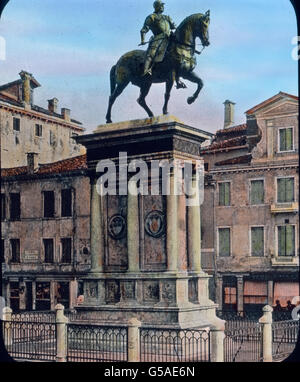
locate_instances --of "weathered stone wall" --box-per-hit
[0,107,86,168]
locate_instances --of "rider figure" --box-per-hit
[140,0,186,89]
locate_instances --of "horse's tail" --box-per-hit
[110,65,117,95]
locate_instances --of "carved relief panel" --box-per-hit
[140,194,167,271]
[105,195,128,271]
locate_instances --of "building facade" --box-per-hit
[1,154,91,311]
[201,92,299,314]
[0,71,86,169]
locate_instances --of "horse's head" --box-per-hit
[199,10,210,47]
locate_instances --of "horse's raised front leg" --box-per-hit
[181,71,203,105]
[106,81,129,124]
[163,77,174,115]
[137,82,154,118]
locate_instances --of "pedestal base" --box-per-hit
[76,272,222,329]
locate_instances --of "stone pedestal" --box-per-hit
[76,115,222,329]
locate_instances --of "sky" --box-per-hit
[0,0,298,133]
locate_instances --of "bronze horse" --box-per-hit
[106,11,210,124]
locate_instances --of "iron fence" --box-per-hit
[224,325,262,362]
[140,328,210,362]
[2,320,56,361]
[67,323,128,362]
[272,320,300,361]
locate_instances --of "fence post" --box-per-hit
[127,318,141,362]
[259,305,273,362]
[210,320,225,362]
[55,304,68,362]
[2,307,12,347]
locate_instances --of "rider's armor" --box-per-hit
[140,13,176,75]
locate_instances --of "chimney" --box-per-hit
[48,98,58,114]
[27,152,39,174]
[223,100,235,129]
[19,70,32,106]
[61,108,71,122]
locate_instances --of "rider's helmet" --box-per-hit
[153,0,164,12]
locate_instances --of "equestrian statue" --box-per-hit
[105,0,210,124]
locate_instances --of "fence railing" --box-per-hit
[2,320,56,361]
[67,324,128,362]
[224,325,262,362]
[2,305,299,362]
[140,328,210,362]
[272,320,300,361]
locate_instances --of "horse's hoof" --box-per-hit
[187,97,195,105]
[106,119,112,124]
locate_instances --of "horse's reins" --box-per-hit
[140,38,206,55]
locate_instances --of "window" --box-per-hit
[10,239,20,263]
[61,189,72,217]
[277,225,295,257]
[218,228,231,257]
[218,182,230,206]
[1,193,6,220]
[250,180,264,205]
[13,117,20,131]
[35,124,43,137]
[43,239,54,263]
[250,227,264,257]
[277,178,294,203]
[61,238,72,263]
[224,287,237,305]
[43,191,55,218]
[9,193,20,221]
[36,282,51,311]
[279,128,293,152]
[1,239,4,263]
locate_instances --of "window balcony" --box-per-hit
[271,256,299,266]
[270,202,298,214]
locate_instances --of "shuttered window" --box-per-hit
[277,178,294,203]
[250,180,264,205]
[10,239,20,263]
[43,191,55,218]
[279,128,293,152]
[1,194,6,220]
[278,225,295,257]
[251,227,264,257]
[13,117,20,131]
[61,189,72,217]
[218,228,230,257]
[43,239,54,263]
[9,193,20,221]
[61,238,72,263]
[219,182,230,206]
